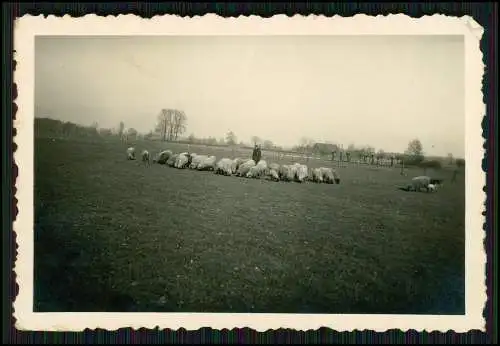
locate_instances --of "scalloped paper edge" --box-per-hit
[12,13,487,333]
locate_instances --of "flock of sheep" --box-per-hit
[126,147,341,184]
[126,147,443,192]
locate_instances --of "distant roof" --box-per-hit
[313,143,339,151]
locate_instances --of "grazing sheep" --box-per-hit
[236,159,256,177]
[190,154,208,169]
[166,153,178,167]
[427,183,438,192]
[197,155,217,171]
[246,166,260,178]
[289,164,299,182]
[295,164,309,183]
[278,165,294,182]
[126,147,136,160]
[175,153,190,169]
[407,175,431,192]
[268,169,280,181]
[320,167,341,184]
[332,169,341,184]
[141,150,150,167]
[268,163,280,171]
[231,158,245,174]
[246,160,268,178]
[154,150,172,164]
[266,163,281,182]
[311,168,324,183]
[215,158,234,176]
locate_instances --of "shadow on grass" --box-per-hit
[34,221,142,312]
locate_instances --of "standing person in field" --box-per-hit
[252,144,262,164]
[451,167,458,182]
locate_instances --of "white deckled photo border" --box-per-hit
[12,13,487,332]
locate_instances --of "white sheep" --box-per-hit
[427,183,437,192]
[236,159,256,177]
[231,158,245,174]
[320,167,340,184]
[266,163,281,182]
[154,150,172,164]
[215,158,233,176]
[311,168,323,183]
[289,164,299,182]
[268,163,280,171]
[175,153,190,169]
[126,147,136,160]
[166,153,178,167]
[295,164,309,183]
[141,150,150,167]
[189,154,208,169]
[246,160,268,178]
[197,155,217,171]
[278,164,294,182]
[407,176,431,192]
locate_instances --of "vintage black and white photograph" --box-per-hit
[13,14,485,332]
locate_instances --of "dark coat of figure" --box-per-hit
[252,145,262,164]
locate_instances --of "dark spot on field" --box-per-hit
[34,138,465,314]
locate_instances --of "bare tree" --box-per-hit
[405,138,425,165]
[155,109,171,141]
[118,121,125,138]
[226,131,237,145]
[171,110,187,140]
[155,108,187,141]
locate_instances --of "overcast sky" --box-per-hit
[35,35,464,157]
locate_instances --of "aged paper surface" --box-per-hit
[13,13,486,332]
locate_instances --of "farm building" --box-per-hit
[312,142,340,156]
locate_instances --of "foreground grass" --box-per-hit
[34,138,465,314]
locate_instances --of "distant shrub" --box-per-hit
[418,160,442,170]
[456,158,465,168]
[404,155,425,167]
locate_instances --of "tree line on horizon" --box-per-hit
[34,111,465,170]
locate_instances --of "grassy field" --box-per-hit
[34,137,465,314]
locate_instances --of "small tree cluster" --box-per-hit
[155,108,187,141]
[404,138,425,166]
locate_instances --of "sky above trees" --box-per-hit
[35,35,465,157]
